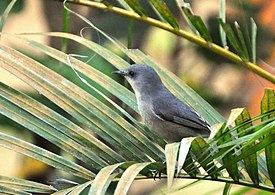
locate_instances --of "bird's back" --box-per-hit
[140,84,211,142]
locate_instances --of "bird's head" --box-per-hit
[113,64,163,94]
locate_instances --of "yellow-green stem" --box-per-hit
[62,0,275,83]
[111,175,274,193]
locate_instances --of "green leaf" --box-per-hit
[0,0,17,34]
[223,183,232,195]
[149,0,179,29]
[0,81,124,163]
[176,1,198,34]
[0,43,163,162]
[261,88,275,120]
[0,11,274,192]
[183,152,198,177]
[219,0,227,48]
[235,108,259,185]
[181,5,212,41]
[0,132,94,180]
[115,0,132,10]
[261,88,275,186]
[62,2,70,53]
[17,33,136,112]
[218,110,241,181]
[191,137,219,178]
[0,82,110,169]
[234,21,249,59]
[0,175,56,194]
[12,34,166,159]
[0,184,31,195]
[209,120,275,180]
[124,0,146,16]
[55,0,275,84]
[250,18,257,63]
[218,19,247,59]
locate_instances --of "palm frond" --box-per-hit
[0,32,274,193]
[0,0,274,194]
[59,0,275,83]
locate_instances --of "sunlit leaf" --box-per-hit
[89,163,124,195]
[0,175,56,194]
[226,108,245,128]
[0,44,162,162]
[219,0,227,48]
[0,82,109,169]
[114,162,151,195]
[10,34,166,159]
[250,18,257,63]
[67,181,92,195]
[177,137,195,176]
[165,142,180,189]
[0,132,94,180]
[0,185,31,195]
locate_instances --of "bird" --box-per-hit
[113,64,211,143]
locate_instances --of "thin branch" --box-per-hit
[114,175,274,193]
[53,0,275,83]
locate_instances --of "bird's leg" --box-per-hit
[149,160,166,180]
[149,169,162,180]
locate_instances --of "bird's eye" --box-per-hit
[128,71,135,77]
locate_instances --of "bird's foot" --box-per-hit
[149,169,162,180]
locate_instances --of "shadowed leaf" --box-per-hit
[219,19,247,59]
[149,0,179,29]
[261,88,275,186]
[181,5,212,41]
[0,0,17,34]
[236,108,259,184]
[124,0,146,16]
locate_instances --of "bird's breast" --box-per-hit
[136,95,156,125]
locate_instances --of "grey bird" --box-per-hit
[113,64,211,143]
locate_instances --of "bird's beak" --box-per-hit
[112,70,127,76]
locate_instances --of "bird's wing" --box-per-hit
[152,103,211,132]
